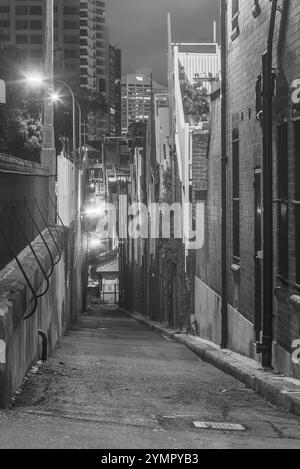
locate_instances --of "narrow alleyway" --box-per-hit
[1,306,300,449]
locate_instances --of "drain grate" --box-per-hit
[193,421,246,432]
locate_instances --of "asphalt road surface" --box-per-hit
[1,305,300,449]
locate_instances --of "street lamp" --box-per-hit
[42,0,55,175]
[55,79,76,155]
[26,74,83,160]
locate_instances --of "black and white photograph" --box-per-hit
[0,0,300,453]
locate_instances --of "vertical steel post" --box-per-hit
[220,0,228,349]
[41,0,56,176]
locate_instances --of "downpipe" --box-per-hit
[256,0,279,368]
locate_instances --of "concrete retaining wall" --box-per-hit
[0,226,85,408]
[195,277,259,360]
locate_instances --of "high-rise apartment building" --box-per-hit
[79,0,109,141]
[0,0,109,141]
[108,44,122,136]
[121,70,167,135]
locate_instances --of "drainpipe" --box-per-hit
[220,0,228,349]
[256,0,278,368]
[276,0,290,113]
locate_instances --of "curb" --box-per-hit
[122,309,300,417]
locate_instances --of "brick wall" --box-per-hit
[226,0,300,352]
[192,131,209,192]
[195,88,222,295]
[194,1,300,367]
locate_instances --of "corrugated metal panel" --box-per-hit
[178,51,220,91]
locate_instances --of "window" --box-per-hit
[64,49,79,58]
[30,35,42,44]
[16,34,28,44]
[16,6,28,15]
[295,121,300,285]
[232,128,240,262]
[64,21,78,29]
[277,123,289,279]
[16,20,28,29]
[231,0,239,40]
[99,78,106,92]
[63,6,78,15]
[29,49,42,58]
[30,20,42,30]
[64,35,79,44]
[30,6,42,15]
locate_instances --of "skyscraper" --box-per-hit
[121,70,167,135]
[109,44,122,136]
[0,0,109,141]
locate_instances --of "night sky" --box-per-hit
[106,0,220,85]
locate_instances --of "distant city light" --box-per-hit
[85,204,106,218]
[88,237,103,249]
[25,73,45,86]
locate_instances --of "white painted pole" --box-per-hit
[41,0,56,174]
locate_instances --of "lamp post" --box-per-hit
[26,75,83,161]
[41,0,56,176]
[77,99,82,152]
[55,79,76,155]
[52,80,83,160]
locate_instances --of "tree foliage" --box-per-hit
[0,45,43,162]
[77,87,108,119]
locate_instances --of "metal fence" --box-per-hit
[0,154,50,271]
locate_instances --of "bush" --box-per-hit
[181,82,209,125]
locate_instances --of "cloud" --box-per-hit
[106,0,219,84]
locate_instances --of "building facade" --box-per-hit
[194,0,300,378]
[177,42,220,92]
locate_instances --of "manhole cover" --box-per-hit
[193,422,246,432]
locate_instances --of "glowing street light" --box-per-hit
[85,205,106,218]
[25,73,45,86]
[25,74,82,157]
[88,237,103,250]
[49,91,61,103]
